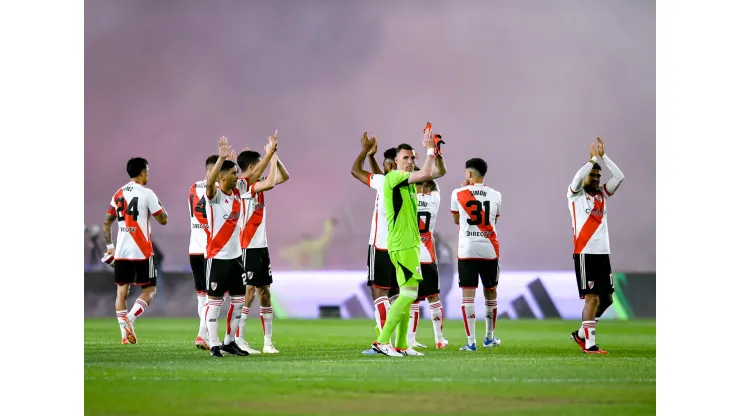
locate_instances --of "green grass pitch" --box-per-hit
[84,318,656,415]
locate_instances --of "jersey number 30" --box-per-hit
[417,211,431,233]
[115,196,140,221]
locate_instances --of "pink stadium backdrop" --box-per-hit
[84,0,655,272]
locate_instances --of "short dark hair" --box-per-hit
[465,158,488,177]
[413,165,420,171]
[126,157,148,178]
[220,160,237,172]
[205,155,219,168]
[383,148,397,160]
[427,179,438,192]
[592,162,602,170]
[396,143,414,153]
[237,150,261,172]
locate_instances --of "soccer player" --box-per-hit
[102,157,168,344]
[188,155,219,350]
[233,132,288,355]
[407,172,449,349]
[203,136,249,357]
[567,137,624,354]
[350,133,398,342]
[371,125,447,357]
[450,158,502,351]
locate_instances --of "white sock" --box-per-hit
[206,299,223,347]
[197,293,207,338]
[429,301,444,342]
[373,296,390,331]
[260,306,274,344]
[462,297,476,345]
[197,292,206,317]
[224,296,245,345]
[407,302,420,344]
[236,306,249,341]
[582,320,597,349]
[126,298,148,323]
[116,310,128,339]
[484,299,497,340]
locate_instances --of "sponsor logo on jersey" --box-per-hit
[223,212,240,221]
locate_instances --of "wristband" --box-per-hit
[106,244,114,250]
[590,156,598,162]
[427,148,435,156]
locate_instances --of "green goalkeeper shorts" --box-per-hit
[389,247,423,287]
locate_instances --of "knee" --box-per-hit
[143,287,156,302]
[258,287,271,305]
[400,285,419,299]
[584,294,599,307]
[246,286,256,300]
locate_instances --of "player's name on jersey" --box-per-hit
[418,200,429,208]
[469,189,488,196]
[465,230,494,238]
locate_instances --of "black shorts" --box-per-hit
[366,245,398,290]
[417,263,440,300]
[114,258,157,288]
[573,253,614,298]
[205,257,247,297]
[242,248,272,287]
[189,254,206,293]
[458,259,499,289]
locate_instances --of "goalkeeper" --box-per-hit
[371,123,447,357]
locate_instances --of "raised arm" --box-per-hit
[407,127,439,184]
[430,140,447,178]
[597,138,625,196]
[367,138,383,175]
[350,132,377,184]
[254,152,279,193]
[206,137,232,199]
[242,131,278,184]
[275,155,290,185]
[569,143,599,194]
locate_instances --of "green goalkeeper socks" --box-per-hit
[377,292,414,345]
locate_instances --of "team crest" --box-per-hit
[211,282,218,291]
[416,266,422,275]
[247,271,254,280]
[588,281,594,289]
[595,194,603,202]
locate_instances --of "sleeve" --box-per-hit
[107,193,117,216]
[496,193,502,218]
[148,190,164,216]
[569,161,594,196]
[385,170,410,189]
[450,189,459,213]
[601,154,625,197]
[368,174,385,190]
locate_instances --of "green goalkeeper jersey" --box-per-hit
[383,170,420,252]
